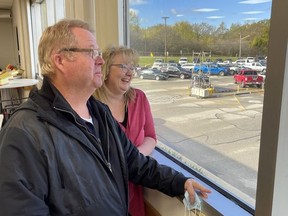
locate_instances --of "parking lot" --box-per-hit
[131,75,264,205]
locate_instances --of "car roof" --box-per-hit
[241,69,257,73]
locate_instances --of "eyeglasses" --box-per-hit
[110,64,136,73]
[60,48,102,60]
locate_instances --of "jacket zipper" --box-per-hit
[53,106,112,173]
[104,112,111,172]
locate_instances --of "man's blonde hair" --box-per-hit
[94,46,139,104]
[38,19,94,79]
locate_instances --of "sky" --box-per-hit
[129,0,272,28]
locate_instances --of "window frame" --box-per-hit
[26,0,288,214]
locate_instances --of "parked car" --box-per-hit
[228,65,239,75]
[259,70,266,81]
[214,58,223,64]
[234,69,264,88]
[244,62,266,72]
[168,60,179,66]
[229,65,252,75]
[152,62,169,70]
[193,64,228,76]
[139,69,168,80]
[169,62,179,67]
[181,63,197,71]
[232,59,246,65]
[160,66,191,79]
[178,57,188,65]
[154,58,163,63]
[245,57,255,63]
[258,59,267,66]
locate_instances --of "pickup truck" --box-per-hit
[244,62,266,72]
[193,64,228,76]
[234,69,264,88]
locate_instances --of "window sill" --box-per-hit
[144,147,254,216]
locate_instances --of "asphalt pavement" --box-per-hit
[132,76,264,206]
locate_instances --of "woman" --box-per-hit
[94,46,157,216]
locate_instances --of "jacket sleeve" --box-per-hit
[0,126,50,215]
[116,124,188,197]
[104,103,188,197]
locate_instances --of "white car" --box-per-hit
[152,62,169,70]
[181,63,196,71]
[178,57,188,65]
[245,57,255,63]
[232,59,245,65]
[244,62,266,72]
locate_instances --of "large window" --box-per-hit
[17,0,288,214]
[30,0,64,77]
[129,0,272,208]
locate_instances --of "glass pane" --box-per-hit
[129,0,272,207]
[40,0,48,29]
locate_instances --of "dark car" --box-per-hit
[168,60,180,66]
[160,66,191,79]
[139,69,168,80]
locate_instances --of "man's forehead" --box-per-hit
[72,28,98,47]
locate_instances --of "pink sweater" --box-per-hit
[118,88,156,216]
[119,88,156,146]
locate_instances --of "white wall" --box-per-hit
[255,0,288,215]
[65,0,122,49]
[0,18,18,70]
[12,0,33,78]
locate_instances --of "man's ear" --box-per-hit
[53,53,66,73]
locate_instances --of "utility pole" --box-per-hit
[239,33,250,58]
[162,16,169,62]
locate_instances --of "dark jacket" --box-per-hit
[0,78,188,216]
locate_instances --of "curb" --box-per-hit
[213,89,264,97]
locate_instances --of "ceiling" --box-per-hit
[0,0,13,9]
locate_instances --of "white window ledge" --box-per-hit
[144,147,254,216]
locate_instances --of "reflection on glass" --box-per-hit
[129,0,272,207]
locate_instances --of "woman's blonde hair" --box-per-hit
[94,46,139,104]
[38,19,94,79]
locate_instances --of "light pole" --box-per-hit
[162,16,169,62]
[144,28,147,56]
[239,33,250,58]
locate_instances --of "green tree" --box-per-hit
[129,10,140,31]
[129,16,270,60]
[251,20,270,55]
[129,10,142,51]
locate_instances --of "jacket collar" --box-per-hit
[38,77,75,113]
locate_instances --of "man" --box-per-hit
[0,19,210,215]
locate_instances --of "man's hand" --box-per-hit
[184,179,211,204]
